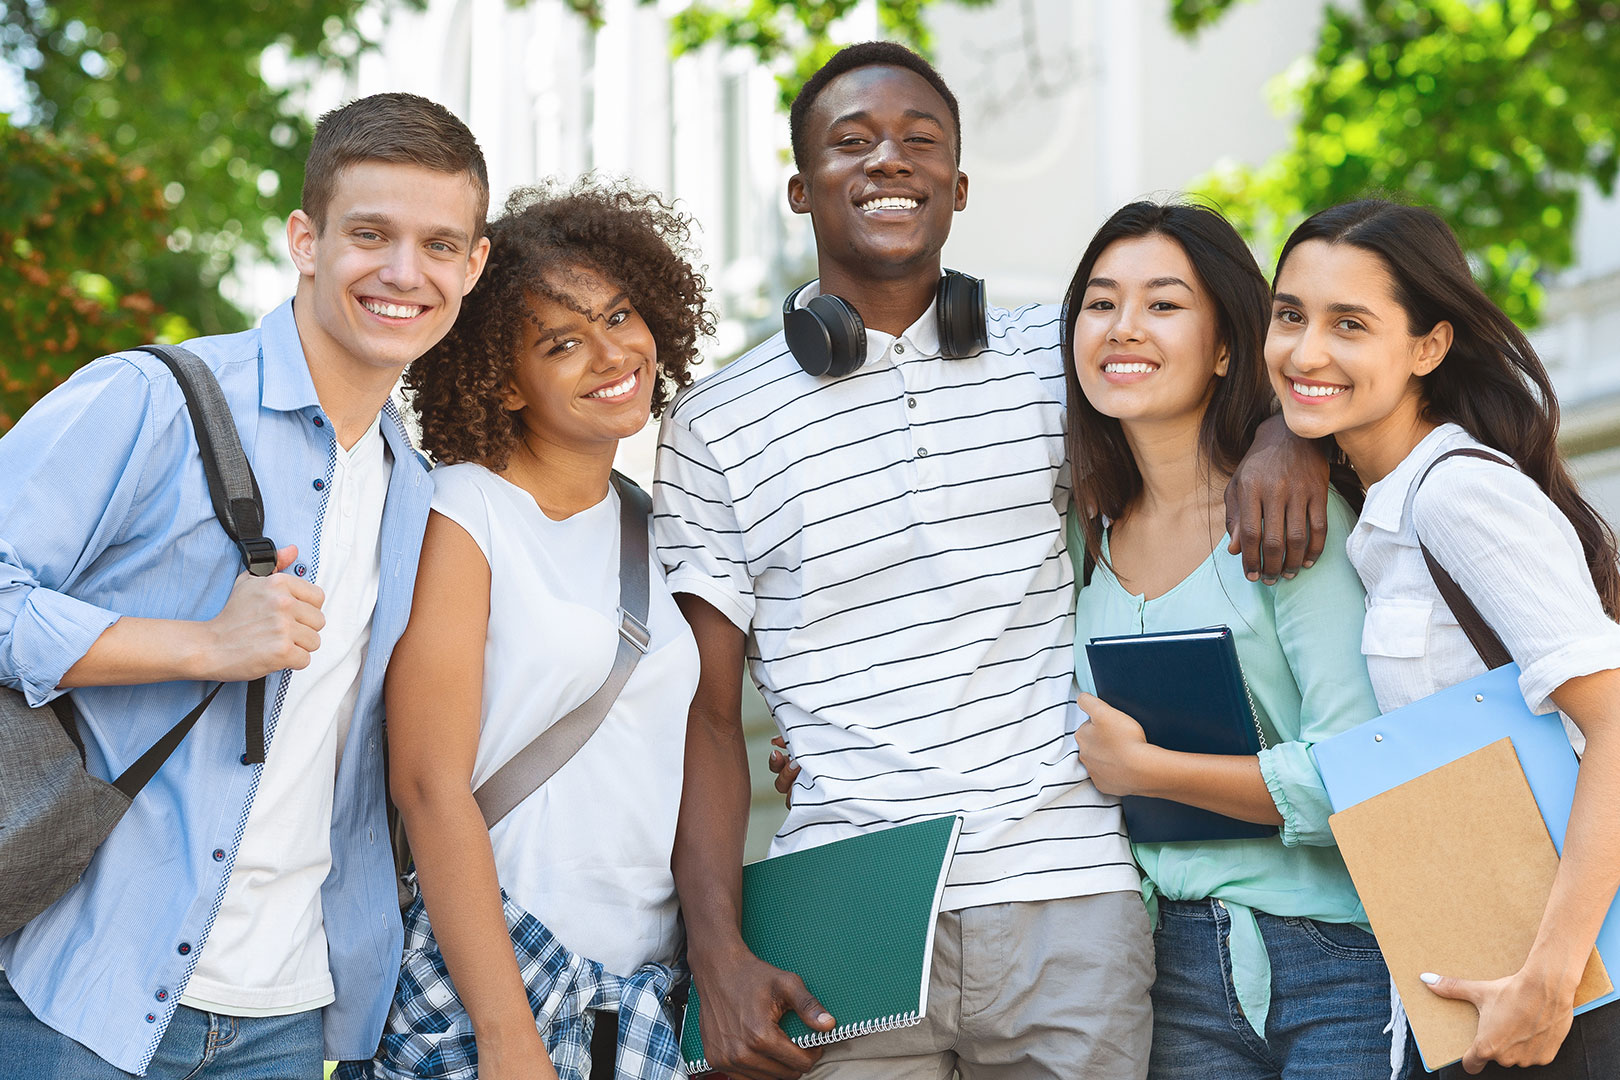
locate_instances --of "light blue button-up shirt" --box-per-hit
[0,300,430,1074]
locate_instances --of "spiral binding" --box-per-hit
[687,1011,922,1074]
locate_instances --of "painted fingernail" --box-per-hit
[1420,972,1440,985]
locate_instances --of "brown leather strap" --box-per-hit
[1413,447,1514,670]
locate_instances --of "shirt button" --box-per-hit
[155,989,169,1002]
[312,478,326,492]
[907,397,917,409]
[893,342,905,355]
[177,942,192,955]
[212,848,226,862]
[145,1013,157,1024]
[917,447,929,458]
[294,563,307,577]
[313,415,325,428]
[240,752,251,765]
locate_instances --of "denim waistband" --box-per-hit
[1156,897,1227,921]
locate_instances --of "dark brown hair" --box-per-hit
[1275,198,1620,617]
[406,178,712,469]
[789,41,962,170]
[1061,200,1273,570]
[302,92,489,236]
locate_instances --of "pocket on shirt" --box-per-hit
[1361,599,1433,659]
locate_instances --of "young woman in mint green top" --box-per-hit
[1063,202,1398,1079]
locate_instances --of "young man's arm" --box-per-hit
[672,594,834,1080]
[0,355,324,702]
[59,546,325,687]
[1224,414,1331,584]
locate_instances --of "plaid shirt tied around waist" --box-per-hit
[337,890,687,1080]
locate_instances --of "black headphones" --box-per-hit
[782,270,989,378]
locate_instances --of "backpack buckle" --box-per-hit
[238,536,278,577]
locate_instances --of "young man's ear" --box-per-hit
[463,235,491,295]
[286,209,318,277]
[787,173,810,216]
[953,169,969,212]
[1413,320,1453,376]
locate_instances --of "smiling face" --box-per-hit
[288,160,489,394]
[787,64,968,293]
[1266,239,1451,478]
[502,267,658,456]
[1071,234,1229,432]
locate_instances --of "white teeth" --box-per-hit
[1291,380,1347,398]
[860,196,919,212]
[1103,362,1157,374]
[586,372,637,399]
[361,299,424,319]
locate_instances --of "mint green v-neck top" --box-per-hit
[1071,493,1382,1037]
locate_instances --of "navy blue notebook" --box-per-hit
[1085,626,1278,844]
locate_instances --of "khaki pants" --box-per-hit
[807,890,1155,1080]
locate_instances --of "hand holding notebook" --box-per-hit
[1082,626,1278,843]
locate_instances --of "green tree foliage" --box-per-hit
[1,0,415,429]
[1176,0,1620,324]
[658,0,993,109]
[0,118,177,429]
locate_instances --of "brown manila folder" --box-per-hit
[1328,737,1611,1069]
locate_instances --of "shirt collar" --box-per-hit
[793,279,943,364]
[1357,422,1468,533]
[258,298,323,414]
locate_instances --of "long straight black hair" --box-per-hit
[1061,200,1273,571]
[1274,199,1620,617]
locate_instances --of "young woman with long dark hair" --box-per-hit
[1268,198,1620,1078]
[1065,201,1396,1079]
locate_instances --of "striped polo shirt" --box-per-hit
[652,286,1137,911]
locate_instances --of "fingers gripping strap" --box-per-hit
[133,344,272,771]
[474,474,652,829]
[1413,447,1515,671]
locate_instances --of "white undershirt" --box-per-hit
[183,417,390,1015]
[430,462,695,977]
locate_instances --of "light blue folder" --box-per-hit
[1312,663,1619,1016]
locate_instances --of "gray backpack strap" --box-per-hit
[473,472,653,829]
[133,344,276,766]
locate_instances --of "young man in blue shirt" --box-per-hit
[0,92,490,1079]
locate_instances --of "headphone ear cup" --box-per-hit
[936,271,988,360]
[799,294,867,378]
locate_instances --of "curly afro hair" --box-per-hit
[406,177,712,468]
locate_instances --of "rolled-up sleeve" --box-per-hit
[0,357,155,703]
[1412,458,1620,714]
[1259,497,1383,845]
[652,398,756,633]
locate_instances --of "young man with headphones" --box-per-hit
[652,42,1329,1080]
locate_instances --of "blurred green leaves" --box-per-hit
[1178,0,1620,325]
[1,0,415,429]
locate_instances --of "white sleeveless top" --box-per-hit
[431,463,697,976]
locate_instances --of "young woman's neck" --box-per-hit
[1335,391,1439,486]
[1119,408,1226,519]
[501,428,618,520]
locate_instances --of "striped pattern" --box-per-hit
[653,299,1136,911]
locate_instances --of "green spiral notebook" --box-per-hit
[680,814,963,1074]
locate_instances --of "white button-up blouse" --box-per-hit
[1346,423,1620,751]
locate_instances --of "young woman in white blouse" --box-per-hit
[342,181,710,1080]
[1267,198,1620,1079]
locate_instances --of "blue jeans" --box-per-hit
[1148,898,1400,1080]
[0,970,323,1079]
